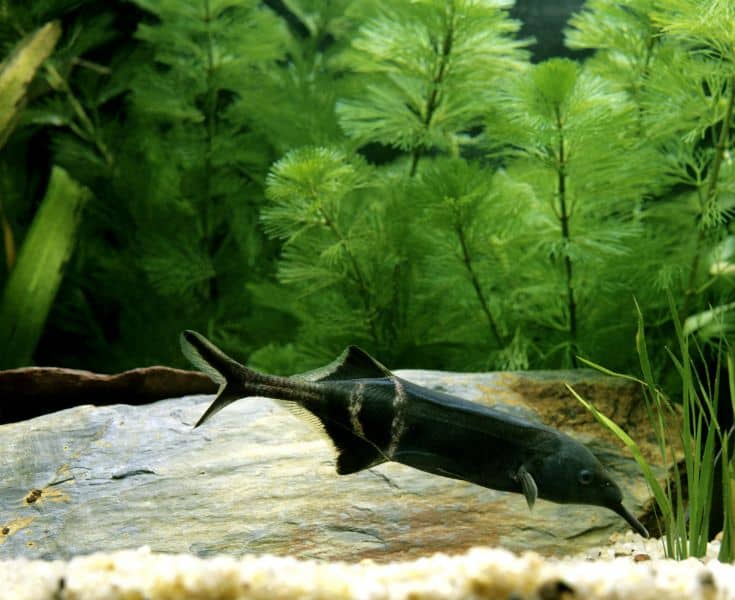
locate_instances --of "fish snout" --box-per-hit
[610,502,649,538]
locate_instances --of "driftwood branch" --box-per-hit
[0,366,216,424]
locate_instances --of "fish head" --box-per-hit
[531,438,649,538]
[531,441,620,504]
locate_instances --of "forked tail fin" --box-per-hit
[180,330,253,428]
[181,330,390,474]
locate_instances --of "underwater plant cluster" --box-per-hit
[0,0,734,382]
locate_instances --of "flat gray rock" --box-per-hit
[0,369,673,561]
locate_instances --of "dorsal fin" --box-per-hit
[299,346,391,382]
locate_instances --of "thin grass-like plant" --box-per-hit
[568,295,734,561]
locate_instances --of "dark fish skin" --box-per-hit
[180,330,649,538]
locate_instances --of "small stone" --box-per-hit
[538,579,575,600]
[633,553,650,562]
[24,489,42,504]
[699,570,715,588]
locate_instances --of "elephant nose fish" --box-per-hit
[180,330,649,538]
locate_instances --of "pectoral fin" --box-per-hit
[517,465,538,510]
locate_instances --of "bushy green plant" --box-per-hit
[482,57,666,367]
[97,0,289,366]
[0,0,734,380]
[0,3,118,369]
[249,0,530,371]
[567,0,735,339]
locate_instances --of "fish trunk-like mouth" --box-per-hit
[611,502,649,538]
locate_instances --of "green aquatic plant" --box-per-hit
[485,57,664,367]
[42,0,296,368]
[567,0,735,344]
[0,0,138,368]
[261,147,385,353]
[0,167,90,369]
[569,298,735,561]
[255,0,530,370]
[1,0,734,378]
[0,20,60,276]
[336,0,528,174]
[0,19,95,370]
[43,0,370,371]
[650,0,735,326]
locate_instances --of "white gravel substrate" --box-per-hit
[3,534,734,600]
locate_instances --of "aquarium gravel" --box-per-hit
[3,535,734,600]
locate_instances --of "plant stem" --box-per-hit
[203,0,219,301]
[410,3,506,349]
[682,74,735,319]
[320,210,381,345]
[44,63,113,167]
[409,1,455,177]
[455,220,505,347]
[555,106,578,365]
[0,195,15,271]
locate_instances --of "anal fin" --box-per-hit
[276,399,386,475]
[336,439,386,474]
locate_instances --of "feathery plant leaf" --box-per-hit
[263,146,372,241]
[488,58,662,366]
[565,0,662,105]
[139,237,215,299]
[652,0,735,64]
[337,0,528,166]
[41,0,296,368]
[412,157,518,353]
[570,0,735,327]
[262,145,397,352]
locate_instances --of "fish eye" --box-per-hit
[578,469,593,485]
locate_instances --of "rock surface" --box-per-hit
[0,369,676,562]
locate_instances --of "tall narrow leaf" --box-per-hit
[0,21,62,149]
[0,20,62,272]
[0,167,90,368]
[566,384,673,524]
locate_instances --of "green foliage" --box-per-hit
[0,20,61,277]
[336,0,527,172]
[572,298,734,561]
[566,0,735,335]
[481,57,665,366]
[3,0,735,558]
[408,158,528,368]
[0,0,734,386]
[260,145,410,364]
[250,0,532,369]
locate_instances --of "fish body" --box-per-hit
[181,330,648,537]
